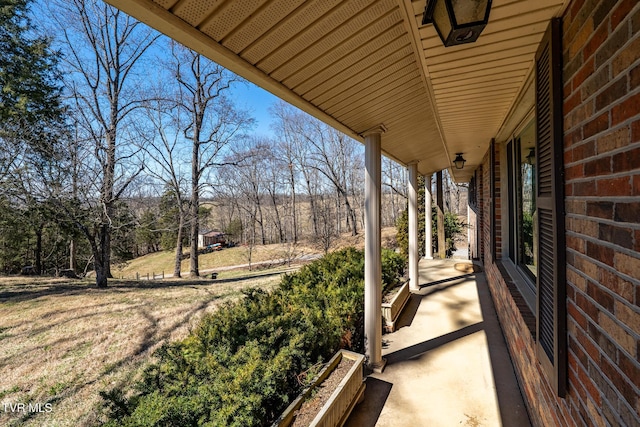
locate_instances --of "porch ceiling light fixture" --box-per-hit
[453,153,466,169]
[526,147,536,165]
[422,0,492,47]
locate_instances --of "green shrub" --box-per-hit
[397,207,466,258]
[102,247,403,427]
[381,249,406,294]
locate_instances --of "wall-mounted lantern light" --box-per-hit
[526,147,536,165]
[453,153,466,169]
[422,0,492,47]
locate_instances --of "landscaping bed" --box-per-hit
[381,280,410,332]
[276,350,365,427]
[291,357,355,427]
[101,248,404,427]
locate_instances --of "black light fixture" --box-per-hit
[526,147,536,165]
[453,153,466,169]
[422,0,492,47]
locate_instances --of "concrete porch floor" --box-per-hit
[345,258,531,427]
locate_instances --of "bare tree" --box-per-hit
[382,156,407,226]
[303,122,361,236]
[52,0,159,287]
[169,43,253,277]
[135,94,190,277]
[271,104,323,239]
[316,194,336,254]
[271,102,301,243]
[262,143,288,243]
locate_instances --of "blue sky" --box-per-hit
[231,81,281,138]
[32,0,282,140]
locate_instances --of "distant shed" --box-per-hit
[198,230,226,248]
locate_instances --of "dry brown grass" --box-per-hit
[113,241,320,279]
[0,274,281,426]
[0,228,398,426]
[328,226,397,252]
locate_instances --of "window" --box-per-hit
[500,18,565,398]
[507,120,537,291]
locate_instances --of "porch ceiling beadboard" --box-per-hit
[104,0,567,182]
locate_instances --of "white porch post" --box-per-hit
[425,173,434,259]
[364,125,386,373]
[408,162,419,291]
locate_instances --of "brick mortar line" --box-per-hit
[567,260,640,306]
[582,58,640,105]
[567,300,638,370]
[569,285,640,376]
[563,71,640,116]
[564,214,640,232]
[567,266,639,328]
[569,24,640,89]
[564,195,640,203]
[565,226,640,249]
[563,100,640,135]
[563,141,640,167]
[566,252,640,291]
[564,171,640,183]
[566,361,628,427]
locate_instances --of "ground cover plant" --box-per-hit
[102,247,405,427]
[0,273,282,427]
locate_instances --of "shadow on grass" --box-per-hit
[1,280,236,426]
[0,269,288,303]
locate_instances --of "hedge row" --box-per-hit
[102,247,405,427]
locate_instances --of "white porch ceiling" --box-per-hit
[105,0,567,182]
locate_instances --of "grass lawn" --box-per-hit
[0,273,282,426]
[0,229,397,426]
[113,242,318,279]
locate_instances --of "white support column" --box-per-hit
[408,162,419,291]
[364,125,386,373]
[425,173,434,259]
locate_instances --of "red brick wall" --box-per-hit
[477,1,640,426]
[563,0,640,425]
[479,147,576,427]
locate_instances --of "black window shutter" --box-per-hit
[535,18,566,397]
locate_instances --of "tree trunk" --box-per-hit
[35,226,43,275]
[290,170,298,243]
[69,239,76,271]
[99,222,111,285]
[257,201,266,245]
[174,212,184,277]
[336,191,342,234]
[95,262,108,288]
[190,195,199,277]
[269,191,284,243]
[103,126,116,279]
[340,188,358,236]
[190,122,200,277]
[86,230,108,288]
[303,174,319,237]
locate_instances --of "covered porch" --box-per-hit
[97,0,579,424]
[103,0,569,372]
[346,258,531,426]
